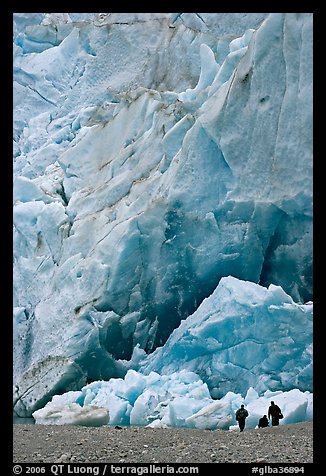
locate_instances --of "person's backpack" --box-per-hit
[236,408,248,420]
[275,405,283,419]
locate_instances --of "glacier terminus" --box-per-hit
[13,13,313,429]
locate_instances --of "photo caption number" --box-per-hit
[279,468,305,474]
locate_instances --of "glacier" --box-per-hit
[13,12,313,426]
[139,276,313,398]
[32,275,313,430]
[32,369,312,430]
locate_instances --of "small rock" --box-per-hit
[57,453,71,463]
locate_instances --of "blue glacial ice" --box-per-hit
[32,368,312,430]
[139,276,312,398]
[32,275,313,429]
[13,13,313,423]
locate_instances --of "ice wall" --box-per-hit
[13,13,312,417]
[140,276,313,398]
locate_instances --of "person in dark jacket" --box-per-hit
[258,415,269,428]
[268,401,283,426]
[235,404,249,432]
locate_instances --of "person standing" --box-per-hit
[235,404,249,432]
[268,401,283,426]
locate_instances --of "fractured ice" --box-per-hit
[32,368,312,429]
[140,276,313,398]
[13,13,313,422]
[32,275,313,429]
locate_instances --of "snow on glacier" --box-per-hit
[13,13,313,419]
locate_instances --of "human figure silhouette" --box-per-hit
[235,404,249,432]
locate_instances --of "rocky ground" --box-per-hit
[13,421,313,463]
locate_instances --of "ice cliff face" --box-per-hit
[13,13,313,417]
[140,276,313,398]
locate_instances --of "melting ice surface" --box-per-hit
[13,13,313,427]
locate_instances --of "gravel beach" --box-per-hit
[13,421,313,464]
